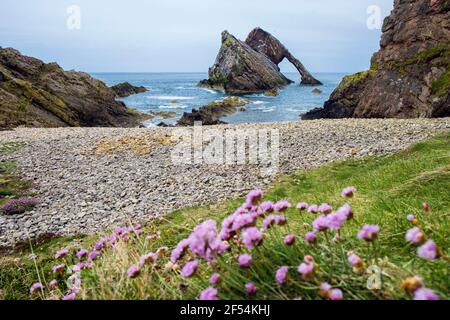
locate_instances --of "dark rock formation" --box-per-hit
[199,31,294,94]
[303,0,450,120]
[111,82,148,98]
[177,96,250,126]
[0,48,147,129]
[245,28,322,86]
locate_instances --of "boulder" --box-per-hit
[111,82,148,98]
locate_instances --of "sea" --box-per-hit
[92,72,346,127]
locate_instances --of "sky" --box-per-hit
[0,0,393,73]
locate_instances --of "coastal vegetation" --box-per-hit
[1,133,448,300]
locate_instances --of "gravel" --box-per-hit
[0,118,449,250]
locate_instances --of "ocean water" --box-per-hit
[92,72,345,126]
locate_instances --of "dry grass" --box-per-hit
[87,135,174,156]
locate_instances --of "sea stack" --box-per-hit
[199,31,293,94]
[302,0,450,120]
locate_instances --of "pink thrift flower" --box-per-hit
[245,283,257,296]
[93,239,106,251]
[274,200,291,212]
[336,203,353,220]
[115,227,127,235]
[357,225,380,242]
[199,287,218,300]
[88,250,101,261]
[329,289,344,300]
[76,249,88,260]
[30,282,44,295]
[320,282,332,297]
[181,260,199,278]
[298,262,315,280]
[284,234,296,246]
[341,187,356,198]
[261,201,274,213]
[238,254,253,268]
[52,263,66,274]
[308,204,319,214]
[422,203,430,212]
[305,232,317,244]
[296,202,308,210]
[413,288,439,300]
[417,240,439,260]
[318,203,332,214]
[312,215,329,232]
[140,252,157,267]
[171,238,190,263]
[348,253,363,268]
[276,266,289,285]
[327,211,347,230]
[54,248,69,260]
[62,292,77,301]
[127,264,140,278]
[49,279,58,290]
[405,227,425,244]
[210,273,222,285]
[407,214,415,222]
[241,227,263,250]
[246,190,263,206]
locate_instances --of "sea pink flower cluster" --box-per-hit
[357,225,380,242]
[320,282,344,300]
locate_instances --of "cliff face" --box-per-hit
[0,48,145,129]
[303,0,450,120]
[199,29,321,94]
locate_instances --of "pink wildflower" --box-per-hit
[296,202,308,211]
[357,225,380,241]
[199,287,219,300]
[54,248,69,260]
[246,190,263,206]
[127,264,140,278]
[422,203,430,212]
[312,215,329,232]
[241,227,263,250]
[181,260,199,278]
[417,240,439,260]
[245,283,257,296]
[413,288,439,300]
[308,204,319,214]
[238,254,253,268]
[140,252,157,267]
[210,273,222,285]
[52,263,65,274]
[305,232,317,244]
[62,292,77,301]
[318,203,332,214]
[88,250,101,261]
[274,200,291,212]
[341,187,356,198]
[326,211,347,230]
[348,253,363,268]
[405,227,425,244]
[320,282,332,298]
[261,201,274,213]
[407,214,415,222]
[284,234,296,246]
[276,266,289,285]
[171,238,190,263]
[298,260,315,280]
[49,279,57,290]
[329,289,344,300]
[76,249,88,260]
[30,282,44,295]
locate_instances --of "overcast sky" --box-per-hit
[0,0,393,73]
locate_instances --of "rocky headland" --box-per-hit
[303,0,450,120]
[111,82,148,98]
[199,29,320,94]
[0,48,147,129]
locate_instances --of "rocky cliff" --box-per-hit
[0,48,146,129]
[303,0,450,120]
[199,29,320,94]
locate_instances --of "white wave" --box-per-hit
[262,108,275,113]
[201,88,219,94]
[158,104,189,109]
[251,101,266,105]
[148,96,196,100]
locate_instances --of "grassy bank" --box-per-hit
[0,133,449,300]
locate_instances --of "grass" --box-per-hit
[0,134,449,300]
